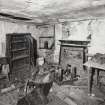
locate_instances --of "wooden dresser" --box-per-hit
[6,33,32,82]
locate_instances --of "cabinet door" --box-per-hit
[6,33,31,82]
[60,46,84,75]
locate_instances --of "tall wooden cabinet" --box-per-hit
[6,33,32,82]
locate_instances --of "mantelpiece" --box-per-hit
[59,40,90,76]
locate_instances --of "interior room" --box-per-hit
[0,0,105,105]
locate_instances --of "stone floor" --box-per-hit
[0,74,105,105]
[48,75,105,105]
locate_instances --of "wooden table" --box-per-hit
[83,60,105,95]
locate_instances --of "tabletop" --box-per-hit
[83,60,105,70]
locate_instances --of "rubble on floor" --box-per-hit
[48,76,105,105]
[0,75,105,105]
[0,89,18,105]
[0,82,25,105]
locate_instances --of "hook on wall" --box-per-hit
[66,28,70,37]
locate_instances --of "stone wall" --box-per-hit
[0,20,55,63]
[1,18,105,64]
[0,20,39,57]
[54,24,62,63]
[54,18,105,63]
[62,19,105,55]
[36,25,54,57]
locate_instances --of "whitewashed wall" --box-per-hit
[36,25,54,57]
[1,18,105,63]
[0,20,39,57]
[54,24,62,63]
[54,18,105,62]
[89,19,105,54]
[67,19,105,55]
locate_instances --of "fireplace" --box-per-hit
[59,40,90,76]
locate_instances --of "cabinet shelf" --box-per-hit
[12,40,26,43]
[13,64,30,71]
[12,55,29,61]
[11,48,27,52]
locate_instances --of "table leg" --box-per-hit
[96,69,100,86]
[88,67,95,95]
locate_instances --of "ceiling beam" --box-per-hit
[58,16,105,23]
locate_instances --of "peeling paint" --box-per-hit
[54,18,105,62]
[0,20,38,57]
[1,0,105,23]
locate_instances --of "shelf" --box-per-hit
[0,74,7,79]
[13,64,30,71]
[12,55,29,61]
[61,43,90,47]
[11,48,27,52]
[12,40,26,43]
